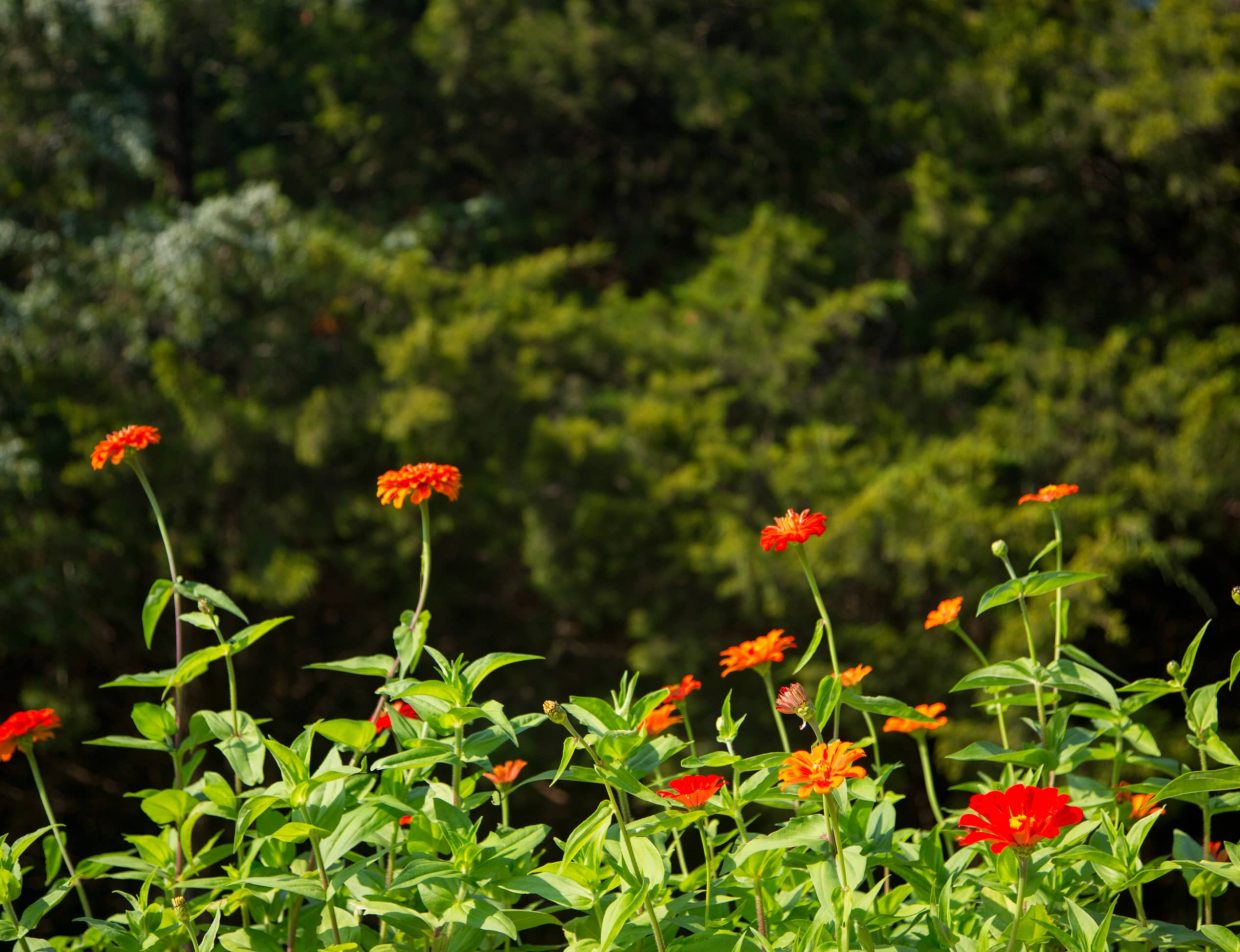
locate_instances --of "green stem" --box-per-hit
[3,895,33,952]
[25,749,91,917]
[1000,554,1048,740]
[1006,853,1029,952]
[678,700,696,751]
[1051,509,1065,661]
[307,831,342,946]
[379,818,399,942]
[760,667,792,753]
[697,821,714,929]
[1130,882,1148,927]
[948,622,989,667]
[796,546,842,740]
[915,736,947,829]
[1179,683,1214,925]
[726,746,768,938]
[654,766,690,877]
[500,790,510,829]
[451,724,464,808]
[859,711,881,769]
[825,795,851,952]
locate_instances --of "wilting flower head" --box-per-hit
[760,509,827,553]
[376,462,462,509]
[958,783,1084,854]
[657,774,727,809]
[924,597,963,630]
[719,629,797,677]
[833,664,873,688]
[483,759,528,787]
[779,741,867,798]
[372,700,419,732]
[641,703,683,736]
[1018,483,1080,506]
[90,425,161,470]
[775,682,811,716]
[883,702,948,734]
[1116,782,1165,820]
[0,708,61,762]
[663,674,702,703]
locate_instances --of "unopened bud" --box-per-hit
[1167,661,1181,680]
[172,895,187,920]
[991,539,1009,559]
[1232,586,1240,607]
[197,597,210,615]
[542,700,567,726]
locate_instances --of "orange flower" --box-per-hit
[658,774,727,809]
[719,629,797,677]
[482,759,528,787]
[376,463,462,509]
[663,674,702,703]
[760,509,827,552]
[641,703,683,735]
[1017,483,1080,506]
[90,425,161,470]
[924,597,963,630]
[959,783,1084,854]
[779,741,867,798]
[0,708,61,762]
[883,702,948,734]
[399,815,412,827]
[1209,841,1228,862]
[833,664,872,688]
[1115,783,1165,821]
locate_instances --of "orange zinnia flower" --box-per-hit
[0,708,61,762]
[719,629,797,677]
[483,759,528,787]
[372,700,420,732]
[958,783,1084,854]
[924,597,963,630]
[641,703,683,736]
[658,774,726,809]
[779,741,867,798]
[1115,782,1165,821]
[376,462,462,509]
[663,674,702,703]
[759,509,827,552]
[833,664,872,688]
[90,425,161,470]
[883,702,948,734]
[1017,483,1080,506]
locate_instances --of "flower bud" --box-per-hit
[1166,660,1181,680]
[172,895,188,920]
[197,597,211,615]
[542,700,567,726]
[1232,586,1240,607]
[775,682,811,716]
[991,539,1009,559]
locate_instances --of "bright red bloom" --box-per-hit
[663,674,702,703]
[883,702,948,734]
[641,703,683,736]
[760,508,827,552]
[719,629,797,677]
[833,664,873,688]
[779,741,867,798]
[90,425,161,470]
[483,759,528,787]
[0,708,61,762]
[958,783,1084,854]
[399,815,412,827]
[924,597,963,630]
[1018,483,1080,506]
[376,463,462,509]
[372,700,419,732]
[657,774,727,809]
[1209,841,1228,862]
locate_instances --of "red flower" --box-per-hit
[90,425,161,470]
[657,774,727,809]
[719,629,797,677]
[833,664,873,688]
[760,509,827,552]
[663,674,702,703]
[0,708,61,762]
[641,704,683,736]
[883,702,948,734]
[372,700,419,732]
[1017,484,1080,506]
[376,463,462,509]
[1209,841,1228,862]
[779,741,867,797]
[924,597,963,630]
[483,759,528,787]
[399,815,412,827]
[958,783,1084,854]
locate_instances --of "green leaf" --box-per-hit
[18,881,71,931]
[177,581,249,623]
[716,690,744,745]
[238,875,324,901]
[599,886,647,950]
[141,579,174,650]
[1154,767,1240,803]
[1189,683,1222,736]
[370,739,455,772]
[1060,644,1128,686]
[498,873,594,911]
[1201,924,1240,952]
[976,571,1104,615]
[1028,538,1060,571]
[393,610,428,677]
[131,702,176,741]
[1181,621,1211,682]
[814,674,843,731]
[314,718,376,750]
[85,734,168,752]
[947,741,1055,769]
[731,815,830,865]
[100,669,176,690]
[1047,659,1121,711]
[269,822,327,844]
[1228,649,1240,689]
[229,616,292,653]
[551,736,577,785]
[793,618,825,675]
[264,738,309,786]
[166,643,230,690]
[952,659,1040,692]
[140,789,196,826]
[319,803,397,868]
[462,653,542,692]
[842,693,939,723]
[305,654,396,677]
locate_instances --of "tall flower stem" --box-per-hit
[697,821,714,929]
[759,668,791,753]
[499,790,510,829]
[859,711,882,769]
[1178,682,1214,925]
[25,750,91,917]
[369,501,432,725]
[725,750,767,938]
[677,701,696,751]
[998,554,1047,738]
[1051,509,1065,661]
[3,896,33,952]
[451,724,464,808]
[947,621,989,668]
[307,829,342,946]
[1006,853,1030,952]
[795,546,842,739]
[824,794,851,952]
[914,736,952,855]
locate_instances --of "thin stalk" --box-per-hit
[1178,683,1214,925]
[207,615,240,737]
[1051,509,1065,661]
[369,501,432,725]
[824,795,851,952]
[697,821,714,929]
[914,736,946,829]
[379,818,399,942]
[677,701,696,751]
[1005,853,1029,952]
[500,791,510,829]
[3,895,34,952]
[451,724,464,808]
[796,546,842,739]
[654,766,690,877]
[25,750,91,917]
[726,746,767,939]
[307,832,342,946]
[179,906,203,952]
[760,667,791,753]
[999,554,1047,737]
[948,621,988,667]
[1130,882,1148,927]
[859,711,881,769]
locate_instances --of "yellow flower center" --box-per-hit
[1009,814,1030,831]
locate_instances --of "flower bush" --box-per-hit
[2,431,1238,951]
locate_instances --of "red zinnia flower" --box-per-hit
[90,425,161,470]
[376,463,462,509]
[1017,483,1080,506]
[958,783,1084,854]
[0,708,61,762]
[657,774,727,809]
[1209,841,1228,862]
[641,703,683,736]
[760,508,827,552]
[779,741,867,797]
[924,597,963,630]
[719,629,797,677]
[883,702,948,734]
[833,664,873,688]
[663,674,702,703]
[483,759,528,787]
[372,700,419,732]
[399,815,412,827]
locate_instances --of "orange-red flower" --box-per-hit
[883,702,948,734]
[376,463,462,509]
[0,708,61,762]
[833,664,873,688]
[719,629,797,677]
[1115,783,1165,820]
[1018,483,1080,506]
[399,814,412,827]
[958,783,1084,854]
[657,774,727,809]
[924,597,963,630]
[483,759,528,787]
[779,741,867,798]
[1209,841,1228,862]
[90,425,161,470]
[663,674,702,703]
[760,509,827,552]
[641,703,683,735]
[372,700,419,732]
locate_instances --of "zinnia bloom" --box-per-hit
[483,759,528,787]
[1209,841,1228,862]
[779,741,867,798]
[833,664,873,688]
[958,783,1084,854]
[719,629,797,677]
[372,700,419,732]
[657,774,727,809]
[883,702,948,734]
[641,703,683,736]
[663,674,702,703]
[0,708,61,762]
[376,463,462,509]
[1017,483,1080,506]
[759,509,827,552]
[399,815,412,827]
[1115,783,1165,820]
[90,425,161,470]
[775,682,811,716]
[924,597,963,630]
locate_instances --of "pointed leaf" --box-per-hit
[141,579,174,650]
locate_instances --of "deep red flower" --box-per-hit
[719,629,797,677]
[376,463,462,509]
[883,702,948,734]
[90,425,161,470]
[924,597,963,630]
[958,783,1084,854]
[1209,841,1228,862]
[663,674,702,703]
[372,700,419,732]
[779,741,867,797]
[399,815,412,827]
[657,774,727,809]
[483,759,528,787]
[641,703,683,736]
[760,509,827,552]
[1017,483,1080,506]
[0,708,61,762]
